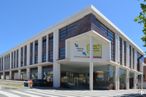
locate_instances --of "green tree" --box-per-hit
[135,0,146,47]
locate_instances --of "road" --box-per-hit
[0,88,144,97]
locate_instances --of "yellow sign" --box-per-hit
[86,44,102,58]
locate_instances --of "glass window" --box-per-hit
[137,52,143,71]
[42,36,47,62]
[132,48,135,69]
[30,68,38,80]
[48,33,53,62]
[59,48,65,59]
[119,37,122,65]
[92,15,116,61]
[11,52,13,69]
[119,68,126,89]
[34,40,38,64]
[124,41,127,66]
[129,45,132,68]
[16,49,19,68]
[24,46,27,66]
[21,47,23,66]
[30,42,33,65]
[14,51,16,68]
[129,72,134,89]
[42,66,53,85]
[94,65,115,90]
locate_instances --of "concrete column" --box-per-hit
[53,30,60,88]
[3,57,5,79]
[38,38,42,63]
[131,48,133,69]
[2,72,5,80]
[134,72,137,89]
[53,62,60,88]
[18,69,21,80]
[26,68,30,80]
[38,66,42,79]
[18,48,21,67]
[122,40,124,65]
[89,36,93,90]
[126,43,129,68]
[9,71,12,80]
[140,61,143,72]
[141,63,144,89]
[115,66,119,90]
[115,34,120,64]
[134,50,137,71]
[27,44,30,66]
[141,74,143,89]
[126,70,129,89]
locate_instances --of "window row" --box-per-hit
[0,33,54,70]
[0,57,3,71]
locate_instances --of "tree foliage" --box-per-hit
[135,0,146,47]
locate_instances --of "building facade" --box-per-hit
[143,58,146,88]
[0,5,144,90]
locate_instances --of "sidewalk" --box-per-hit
[0,79,24,89]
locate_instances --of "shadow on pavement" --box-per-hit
[114,93,146,97]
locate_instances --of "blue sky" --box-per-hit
[0,0,145,54]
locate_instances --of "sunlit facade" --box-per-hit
[0,5,144,90]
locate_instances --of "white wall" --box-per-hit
[66,32,110,63]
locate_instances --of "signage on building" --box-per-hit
[73,42,102,58]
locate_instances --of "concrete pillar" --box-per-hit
[26,68,30,80]
[18,69,21,80]
[126,70,129,89]
[53,30,60,88]
[122,40,124,65]
[141,63,144,89]
[9,71,12,80]
[38,38,42,63]
[3,57,5,80]
[134,72,137,89]
[115,34,120,63]
[134,49,137,71]
[115,66,119,90]
[141,74,143,89]
[38,66,42,79]
[131,48,133,69]
[27,44,30,66]
[53,62,60,88]
[126,43,129,68]
[89,36,93,90]
[2,72,5,80]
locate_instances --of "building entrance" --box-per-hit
[61,71,89,89]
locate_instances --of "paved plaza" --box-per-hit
[0,88,145,97]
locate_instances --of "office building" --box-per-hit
[0,5,144,90]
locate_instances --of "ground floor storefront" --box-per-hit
[0,63,143,90]
[60,64,142,90]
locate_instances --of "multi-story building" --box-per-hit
[0,5,144,90]
[143,58,146,88]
